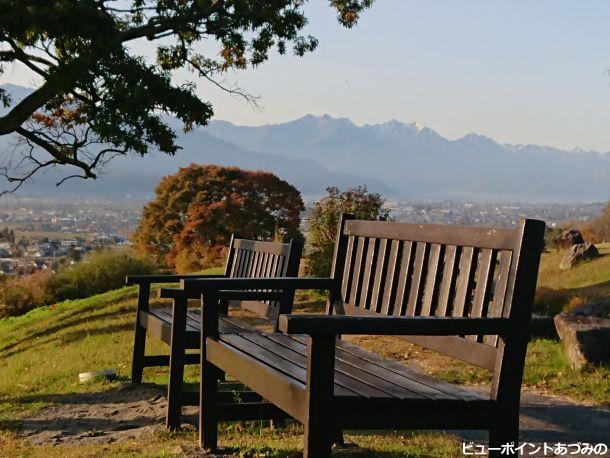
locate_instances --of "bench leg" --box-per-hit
[131,283,150,385]
[200,361,219,451]
[303,334,335,458]
[166,296,187,430]
[332,429,344,446]
[304,416,333,458]
[489,413,518,457]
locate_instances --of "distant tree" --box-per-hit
[133,164,304,273]
[0,1,372,193]
[306,185,390,277]
[583,202,610,243]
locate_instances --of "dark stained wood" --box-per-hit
[484,250,513,346]
[358,237,377,310]
[489,219,545,451]
[200,288,220,450]
[329,214,354,314]
[453,246,476,318]
[392,241,414,316]
[341,235,356,304]
[233,238,293,256]
[349,236,366,307]
[191,216,545,457]
[370,238,389,313]
[130,281,150,384]
[127,235,303,430]
[344,219,518,250]
[278,314,509,336]
[380,239,400,315]
[467,249,497,341]
[341,300,500,370]
[421,243,443,316]
[436,245,459,317]
[166,294,187,429]
[406,242,430,316]
[304,334,335,458]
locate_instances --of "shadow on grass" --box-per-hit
[0,311,133,359]
[535,278,610,315]
[9,382,166,408]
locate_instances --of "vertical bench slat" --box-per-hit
[468,249,496,341]
[436,245,459,317]
[239,250,248,277]
[421,243,443,316]
[393,241,414,316]
[341,236,356,304]
[349,237,366,307]
[453,246,476,317]
[370,239,389,313]
[484,250,513,346]
[255,252,266,277]
[380,239,400,315]
[277,254,287,276]
[359,238,377,310]
[406,242,430,316]
[242,250,252,277]
[230,249,240,277]
[263,253,272,277]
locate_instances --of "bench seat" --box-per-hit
[140,308,255,348]
[207,331,493,428]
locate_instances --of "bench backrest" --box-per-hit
[224,236,303,321]
[329,215,545,372]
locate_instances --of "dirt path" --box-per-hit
[18,383,610,455]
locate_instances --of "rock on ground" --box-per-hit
[559,242,600,270]
[555,301,610,370]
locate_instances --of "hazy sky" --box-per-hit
[4,1,610,151]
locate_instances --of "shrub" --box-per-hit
[583,202,610,243]
[305,186,390,277]
[46,249,157,302]
[0,271,54,318]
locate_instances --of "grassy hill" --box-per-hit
[536,242,610,314]
[0,262,608,456]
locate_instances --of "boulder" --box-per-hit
[554,301,610,370]
[559,242,600,270]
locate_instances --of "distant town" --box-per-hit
[0,197,140,275]
[0,196,605,276]
[385,200,604,228]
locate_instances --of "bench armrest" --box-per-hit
[162,277,336,298]
[125,273,225,285]
[278,314,509,336]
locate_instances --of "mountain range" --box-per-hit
[1,84,609,202]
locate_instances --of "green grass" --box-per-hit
[0,271,461,456]
[1,263,609,456]
[535,242,610,314]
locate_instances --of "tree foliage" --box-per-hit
[133,164,304,272]
[306,185,389,277]
[583,202,610,243]
[0,0,372,193]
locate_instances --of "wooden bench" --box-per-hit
[170,215,545,457]
[126,235,303,429]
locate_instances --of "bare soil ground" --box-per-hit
[17,382,610,456]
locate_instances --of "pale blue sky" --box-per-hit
[4,1,610,151]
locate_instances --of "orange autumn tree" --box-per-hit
[134,164,304,273]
